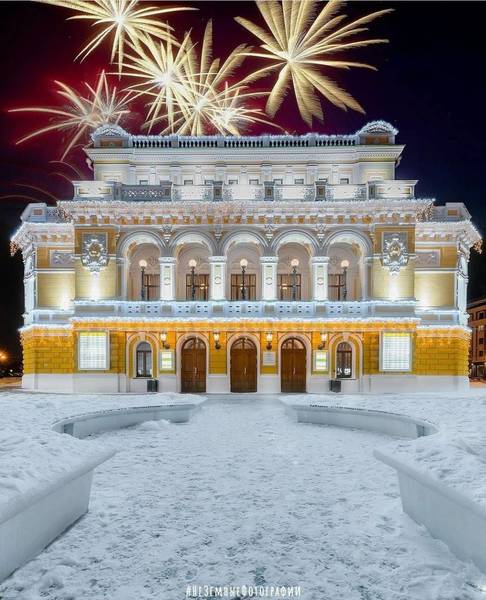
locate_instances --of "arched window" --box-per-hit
[136,341,152,377]
[336,342,352,379]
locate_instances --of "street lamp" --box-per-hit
[290,258,299,301]
[139,259,147,300]
[341,259,349,301]
[189,258,197,300]
[240,258,248,300]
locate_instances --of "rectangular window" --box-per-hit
[328,273,345,301]
[185,274,209,300]
[294,178,304,185]
[78,332,109,370]
[380,333,412,372]
[231,273,256,300]
[340,177,350,184]
[278,274,301,301]
[183,179,194,185]
[142,273,160,301]
[204,179,213,185]
[138,179,149,185]
[249,178,259,185]
[228,179,238,185]
[273,178,283,185]
[480,338,484,344]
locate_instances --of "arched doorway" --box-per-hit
[281,338,306,392]
[336,342,353,379]
[181,338,206,393]
[136,341,152,378]
[230,338,257,393]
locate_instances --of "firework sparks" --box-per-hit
[10,71,130,159]
[235,0,392,125]
[122,32,195,132]
[39,0,196,74]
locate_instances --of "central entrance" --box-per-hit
[230,337,257,393]
[281,338,306,392]
[181,337,206,393]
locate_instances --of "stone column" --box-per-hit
[311,256,329,301]
[260,256,279,301]
[209,256,227,300]
[159,257,176,301]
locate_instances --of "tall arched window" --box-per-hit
[136,341,152,377]
[336,342,352,379]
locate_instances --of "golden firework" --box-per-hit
[122,32,195,132]
[10,71,130,159]
[235,0,392,125]
[39,0,196,73]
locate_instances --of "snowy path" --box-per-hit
[1,395,484,600]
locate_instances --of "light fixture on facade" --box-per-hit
[266,332,273,350]
[188,258,197,300]
[318,332,327,350]
[214,332,221,350]
[139,259,148,301]
[160,332,170,349]
[341,259,349,301]
[240,258,248,300]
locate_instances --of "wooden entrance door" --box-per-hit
[281,338,306,392]
[230,338,257,393]
[181,338,206,393]
[336,341,352,379]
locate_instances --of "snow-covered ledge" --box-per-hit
[375,446,486,574]
[52,403,199,438]
[288,404,437,438]
[0,433,115,582]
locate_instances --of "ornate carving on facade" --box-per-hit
[50,250,75,267]
[81,233,109,273]
[382,232,409,273]
[415,250,440,268]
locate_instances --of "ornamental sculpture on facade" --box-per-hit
[81,234,109,273]
[382,232,409,273]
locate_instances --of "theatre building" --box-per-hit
[12,121,480,394]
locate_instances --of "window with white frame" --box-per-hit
[78,332,109,370]
[138,179,149,185]
[249,178,259,185]
[294,178,304,185]
[380,333,412,371]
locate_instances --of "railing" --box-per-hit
[72,181,417,203]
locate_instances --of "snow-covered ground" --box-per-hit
[2,390,486,599]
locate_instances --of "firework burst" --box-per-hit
[121,32,195,132]
[10,71,130,159]
[235,0,392,125]
[39,0,196,73]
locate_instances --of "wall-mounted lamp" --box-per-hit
[290,258,299,301]
[213,332,221,350]
[318,332,327,350]
[160,332,170,349]
[266,332,273,350]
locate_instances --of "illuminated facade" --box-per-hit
[12,121,480,393]
[468,298,486,379]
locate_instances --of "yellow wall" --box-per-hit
[22,323,469,378]
[37,272,75,308]
[372,260,415,299]
[415,271,455,307]
[75,260,117,299]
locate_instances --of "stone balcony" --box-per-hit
[26,300,466,326]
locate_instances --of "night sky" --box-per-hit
[1,1,486,367]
